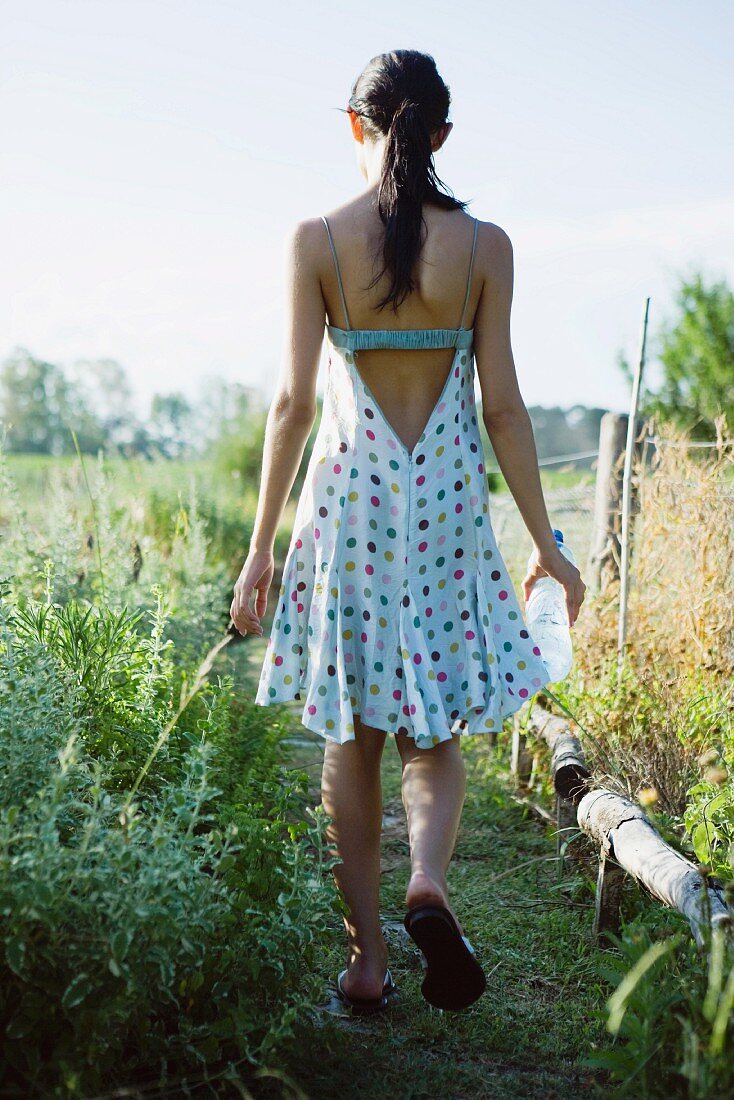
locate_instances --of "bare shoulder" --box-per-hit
[283,216,329,259]
[474,218,514,277]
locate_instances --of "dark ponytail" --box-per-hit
[347,50,469,313]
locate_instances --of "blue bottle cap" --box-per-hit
[553,528,564,543]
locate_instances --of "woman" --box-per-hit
[231,49,586,1016]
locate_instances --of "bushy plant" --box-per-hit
[588,919,734,1097]
[0,445,341,1096]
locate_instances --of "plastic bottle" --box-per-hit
[525,528,575,683]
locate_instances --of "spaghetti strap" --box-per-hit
[458,217,479,330]
[321,215,352,331]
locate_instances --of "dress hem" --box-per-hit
[253,681,547,750]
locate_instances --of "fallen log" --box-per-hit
[578,788,732,947]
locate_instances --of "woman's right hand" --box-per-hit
[522,545,587,627]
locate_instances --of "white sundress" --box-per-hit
[255,214,553,749]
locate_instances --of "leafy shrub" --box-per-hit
[0,446,341,1096]
[588,919,734,1098]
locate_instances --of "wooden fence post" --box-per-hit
[594,851,626,944]
[587,411,647,597]
[587,412,627,594]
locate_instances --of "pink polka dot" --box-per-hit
[334,463,341,473]
[275,655,284,665]
[498,590,508,600]
[437,671,447,682]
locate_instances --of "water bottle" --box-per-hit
[525,528,575,683]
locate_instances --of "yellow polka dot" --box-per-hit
[432,735,440,745]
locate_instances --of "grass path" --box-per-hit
[241,637,612,1099]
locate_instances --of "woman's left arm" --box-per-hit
[230,218,326,637]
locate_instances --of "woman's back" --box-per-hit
[320,198,482,456]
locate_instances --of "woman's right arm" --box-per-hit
[473,222,586,625]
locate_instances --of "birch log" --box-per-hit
[578,788,732,947]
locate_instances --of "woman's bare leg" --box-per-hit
[320,714,388,999]
[395,731,468,934]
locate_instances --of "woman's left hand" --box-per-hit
[230,549,274,636]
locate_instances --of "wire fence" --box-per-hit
[489,429,734,582]
[490,481,596,580]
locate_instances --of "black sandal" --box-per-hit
[335,967,397,1015]
[403,903,486,1011]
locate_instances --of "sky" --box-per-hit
[2,0,733,418]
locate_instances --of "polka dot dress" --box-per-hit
[254,216,552,749]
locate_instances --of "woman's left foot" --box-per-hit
[336,966,396,1014]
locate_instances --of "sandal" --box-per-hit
[403,903,487,1011]
[335,967,397,1015]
